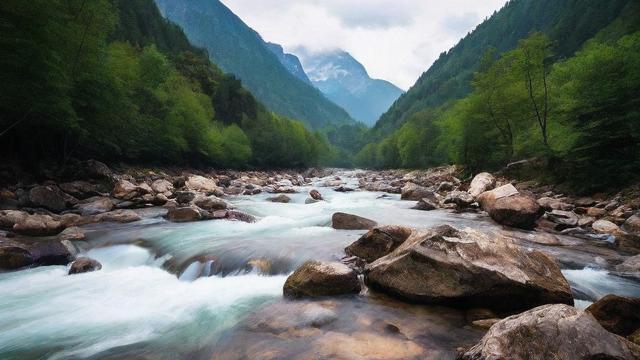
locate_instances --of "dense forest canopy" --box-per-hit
[154,0,355,129]
[355,0,640,191]
[0,0,339,169]
[371,0,636,138]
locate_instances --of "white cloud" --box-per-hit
[221,0,507,90]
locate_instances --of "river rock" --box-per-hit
[546,209,579,230]
[365,225,572,312]
[85,159,112,179]
[76,197,114,216]
[225,210,257,223]
[401,182,432,201]
[593,219,624,235]
[586,295,640,336]
[194,195,228,210]
[478,185,541,229]
[617,255,640,274]
[477,184,519,208]
[443,191,474,208]
[185,175,222,196]
[92,209,140,223]
[586,206,607,218]
[150,179,173,194]
[13,214,64,236]
[0,238,72,270]
[175,190,197,204]
[29,185,67,213]
[332,212,377,230]
[267,194,291,203]
[459,304,639,360]
[575,197,597,207]
[283,261,361,298]
[59,181,104,200]
[468,173,496,198]
[412,196,438,211]
[0,210,28,230]
[537,197,574,211]
[309,189,323,201]
[624,214,640,234]
[345,225,413,262]
[68,257,102,275]
[57,226,86,241]
[112,180,145,200]
[166,206,202,222]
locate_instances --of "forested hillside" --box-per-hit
[372,0,635,137]
[0,0,336,169]
[357,0,640,191]
[154,0,355,129]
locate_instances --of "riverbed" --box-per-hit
[1,171,639,359]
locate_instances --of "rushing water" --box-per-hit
[1,171,639,359]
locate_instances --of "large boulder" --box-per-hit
[345,226,413,263]
[68,257,102,275]
[365,225,572,312]
[29,185,67,213]
[459,304,639,360]
[332,212,377,230]
[185,175,222,196]
[283,261,361,298]
[477,184,542,229]
[0,238,72,270]
[401,182,432,201]
[468,173,496,198]
[13,214,64,236]
[586,295,640,337]
[166,206,202,222]
[76,197,114,216]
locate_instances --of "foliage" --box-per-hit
[0,0,335,169]
[357,29,640,190]
[370,0,635,138]
[154,0,354,129]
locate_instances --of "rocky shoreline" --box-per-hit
[2,161,640,358]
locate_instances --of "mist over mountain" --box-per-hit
[290,48,404,126]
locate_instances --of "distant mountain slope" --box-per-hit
[265,43,312,85]
[288,48,403,126]
[154,0,354,128]
[373,0,635,136]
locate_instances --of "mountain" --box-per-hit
[154,0,354,129]
[265,43,311,85]
[372,0,636,137]
[282,48,403,126]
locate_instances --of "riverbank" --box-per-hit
[1,162,640,359]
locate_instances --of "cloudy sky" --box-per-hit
[221,0,507,89]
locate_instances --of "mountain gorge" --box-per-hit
[372,0,638,136]
[294,49,403,126]
[154,0,354,129]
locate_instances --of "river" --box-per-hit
[1,171,639,359]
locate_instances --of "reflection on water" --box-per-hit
[0,171,639,359]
